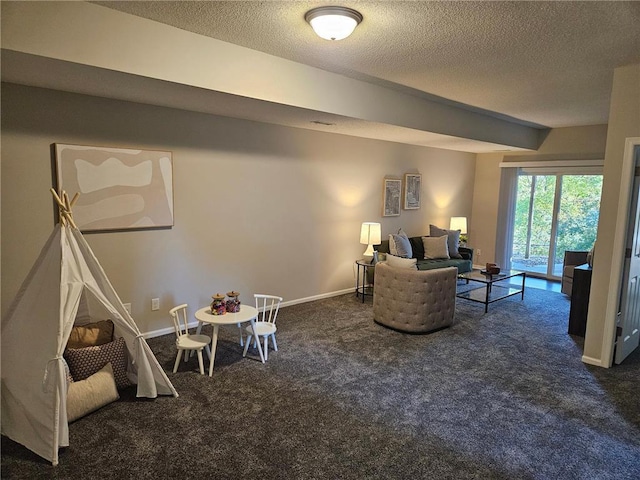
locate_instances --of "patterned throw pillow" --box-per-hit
[65,337,131,389]
[62,357,74,385]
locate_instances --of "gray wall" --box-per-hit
[1,83,476,334]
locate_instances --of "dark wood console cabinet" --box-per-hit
[568,264,592,337]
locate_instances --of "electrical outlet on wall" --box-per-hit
[151,298,160,311]
[476,249,481,257]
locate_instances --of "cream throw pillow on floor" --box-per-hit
[67,362,119,422]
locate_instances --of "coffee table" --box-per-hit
[456,270,526,313]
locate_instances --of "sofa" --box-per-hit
[374,235,473,274]
[373,263,457,333]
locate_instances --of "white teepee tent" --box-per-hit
[1,190,178,465]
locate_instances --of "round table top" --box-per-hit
[356,259,375,266]
[195,304,258,325]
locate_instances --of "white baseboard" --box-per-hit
[142,287,354,339]
[581,355,609,367]
[280,288,353,308]
[143,325,176,339]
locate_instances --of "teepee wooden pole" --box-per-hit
[62,191,71,211]
[50,188,79,229]
[50,188,64,208]
[64,209,78,230]
[50,188,67,226]
[62,191,79,229]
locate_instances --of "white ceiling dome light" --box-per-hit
[305,6,363,41]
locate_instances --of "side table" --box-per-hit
[568,264,592,337]
[355,259,375,303]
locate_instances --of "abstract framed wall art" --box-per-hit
[403,173,422,210]
[382,178,402,217]
[54,144,174,232]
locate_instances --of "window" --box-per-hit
[511,172,602,278]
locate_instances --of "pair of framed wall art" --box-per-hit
[382,173,421,217]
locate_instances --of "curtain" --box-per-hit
[495,167,518,270]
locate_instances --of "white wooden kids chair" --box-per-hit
[242,294,283,361]
[169,304,212,375]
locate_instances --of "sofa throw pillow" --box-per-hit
[67,319,114,349]
[65,336,132,390]
[384,254,418,270]
[422,235,450,260]
[389,230,412,258]
[67,362,120,423]
[388,235,397,255]
[429,224,463,259]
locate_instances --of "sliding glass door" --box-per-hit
[511,173,602,279]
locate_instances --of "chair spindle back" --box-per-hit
[254,294,283,325]
[169,304,189,338]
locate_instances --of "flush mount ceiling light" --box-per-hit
[305,6,363,41]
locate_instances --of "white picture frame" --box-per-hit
[403,173,421,210]
[383,178,402,217]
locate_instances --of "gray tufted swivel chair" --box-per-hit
[373,262,457,333]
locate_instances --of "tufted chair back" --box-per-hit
[373,262,457,333]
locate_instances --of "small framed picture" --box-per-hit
[383,178,402,217]
[403,173,421,210]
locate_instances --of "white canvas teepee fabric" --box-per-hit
[1,224,178,465]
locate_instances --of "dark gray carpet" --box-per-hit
[3,287,640,479]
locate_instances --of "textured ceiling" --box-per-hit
[94,1,640,129]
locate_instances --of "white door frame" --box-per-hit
[589,137,640,367]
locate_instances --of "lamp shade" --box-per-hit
[449,217,468,234]
[305,6,363,41]
[360,222,381,256]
